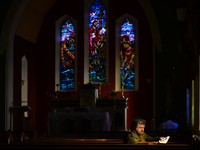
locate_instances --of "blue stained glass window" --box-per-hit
[89,0,106,82]
[120,18,135,89]
[60,20,75,89]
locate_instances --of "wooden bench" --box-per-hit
[0,131,195,150]
[0,143,193,150]
[0,130,13,144]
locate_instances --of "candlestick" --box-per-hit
[88,69,93,84]
[55,84,59,99]
[111,90,117,131]
[121,83,125,98]
[98,83,102,98]
[77,82,80,98]
[104,84,107,98]
[111,90,117,113]
[108,83,111,98]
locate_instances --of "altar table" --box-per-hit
[47,112,112,136]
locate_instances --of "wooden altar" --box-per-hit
[49,97,128,132]
[47,112,112,136]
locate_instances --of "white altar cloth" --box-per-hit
[47,112,112,135]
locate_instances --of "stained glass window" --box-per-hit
[120,18,135,89]
[60,20,75,89]
[89,0,106,82]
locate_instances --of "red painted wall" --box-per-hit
[14,36,37,131]
[14,0,153,134]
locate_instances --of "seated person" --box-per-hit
[125,117,165,144]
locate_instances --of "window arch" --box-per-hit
[60,20,75,90]
[55,15,77,91]
[84,0,109,84]
[115,14,138,91]
[89,0,106,83]
[120,19,135,89]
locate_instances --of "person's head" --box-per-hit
[99,34,105,41]
[92,20,98,27]
[121,35,129,43]
[132,117,146,135]
[124,41,132,49]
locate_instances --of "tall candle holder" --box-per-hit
[104,84,107,98]
[77,82,80,98]
[55,84,59,99]
[111,90,117,114]
[88,69,93,84]
[121,83,125,98]
[98,83,102,98]
[110,90,117,131]
[108,83,111,98]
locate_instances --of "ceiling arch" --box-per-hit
[15,0,57,44]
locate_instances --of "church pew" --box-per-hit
[11,131,26,141]
[35,131,191,144]
[0,130,37,143]
[147,131,193,144]
[0,137,194,149]
[21,131,192,145]
[12,138,124,144]
[192,134,200,150]
[0,131,195,150]
[24,131,38,139]
[0,130,13,144]
[0,143,193,150]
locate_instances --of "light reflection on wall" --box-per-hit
[186,88,190,124]
[192,80,194,126]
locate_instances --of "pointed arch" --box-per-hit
[89,0,107,83]
[115,14,138,91]
[55,15,77,91]
[84,0,109,84]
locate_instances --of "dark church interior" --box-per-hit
[0,0,200,149]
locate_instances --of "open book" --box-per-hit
[137,136,170,145]
[158,136,170,144]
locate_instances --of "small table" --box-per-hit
[47,112,112,136]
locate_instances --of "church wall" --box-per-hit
[13,0,154,133]
[35,0,85,134]
[108,0,154,131]
[0,0,13,132]
[150,0,187,130]
[0,54,5,131]
[8,0,199,134]
[14,36,37,131]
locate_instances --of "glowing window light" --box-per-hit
[120,18,135,89]
[89,0,106,83]
[60,20,75,89]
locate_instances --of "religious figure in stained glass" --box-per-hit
[89,0,106,82]
[120,19,135,89]
[60,20,75,89]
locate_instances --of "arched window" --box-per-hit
[120,19,135,89]
[55,15,77,91]
[89,0,106,83]
[60,20,75,89]
[115,14,138,91]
